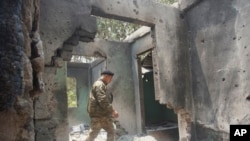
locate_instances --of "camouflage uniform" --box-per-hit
[85,79,115,141]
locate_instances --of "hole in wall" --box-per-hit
[67,77,77,108]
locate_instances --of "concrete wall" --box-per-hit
[90,0,191,109]
[90,59,106,85]
[40,0,96,65]
[129,27,153,133]
[90,0,191,137]
[39,0,190,137]
[40,0,138,138]
[180,0,250,140]
[38,0,250,140]
[39,0,95,140]
[34,64,68,141]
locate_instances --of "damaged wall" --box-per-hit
[0,0,43,141]
[34,64,68,141]
[180,0,250,140]
[90,0,191,137]
[40,0,190,139]
[40,0,96,65]
[91,0,191,108]
[40,0,137,139]
[3,0,250,140]
[38,0,96,140]
[129,26,153,133]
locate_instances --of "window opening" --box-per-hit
[153,0,178,5]
[70,55,99,63]
[67,77,77,108]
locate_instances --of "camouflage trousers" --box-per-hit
[85,117,115,141]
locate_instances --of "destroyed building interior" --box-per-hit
[0,0,250,141]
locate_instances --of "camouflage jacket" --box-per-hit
[87,79,113,118]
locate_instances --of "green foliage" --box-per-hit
[67,77,77,108]
[70,55,96,63]
[96,17,141,41]
[155,0,177,4]
[95,0,177,41]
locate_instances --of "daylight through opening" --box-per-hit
[67,77,77,108]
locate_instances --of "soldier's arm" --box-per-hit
[95,83,114,114]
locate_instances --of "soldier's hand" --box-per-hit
[112,110,119,118]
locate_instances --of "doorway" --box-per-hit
[67,55,106,126]
[137,50,178,133]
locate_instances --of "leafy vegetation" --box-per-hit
[95,0,177,41]
[96,17,140,41]
[70,55,96,63]
[155,0,177,5]
[67,77,77,108]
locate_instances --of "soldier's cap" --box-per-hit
[101,70,114,76]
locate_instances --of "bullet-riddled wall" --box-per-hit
[39,0,97,140]
[4,0,250,140]
[39,0,189,139]
[40,0,250,140]
[180,0,250,140]
[40,0,137,137]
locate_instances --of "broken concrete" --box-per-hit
[0,0,42,140]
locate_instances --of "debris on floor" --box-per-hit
[69,122,157,141]
[117,135,157,141]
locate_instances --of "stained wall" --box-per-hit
[180,0,250,140]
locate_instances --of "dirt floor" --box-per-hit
[69,131,158,141]
[69,123,179,141]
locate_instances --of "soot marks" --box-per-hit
[133,9,139,15]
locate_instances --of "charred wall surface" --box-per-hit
[0,0,43,141]
[2,0,250,141]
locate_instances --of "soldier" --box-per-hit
[85,70,119,141]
